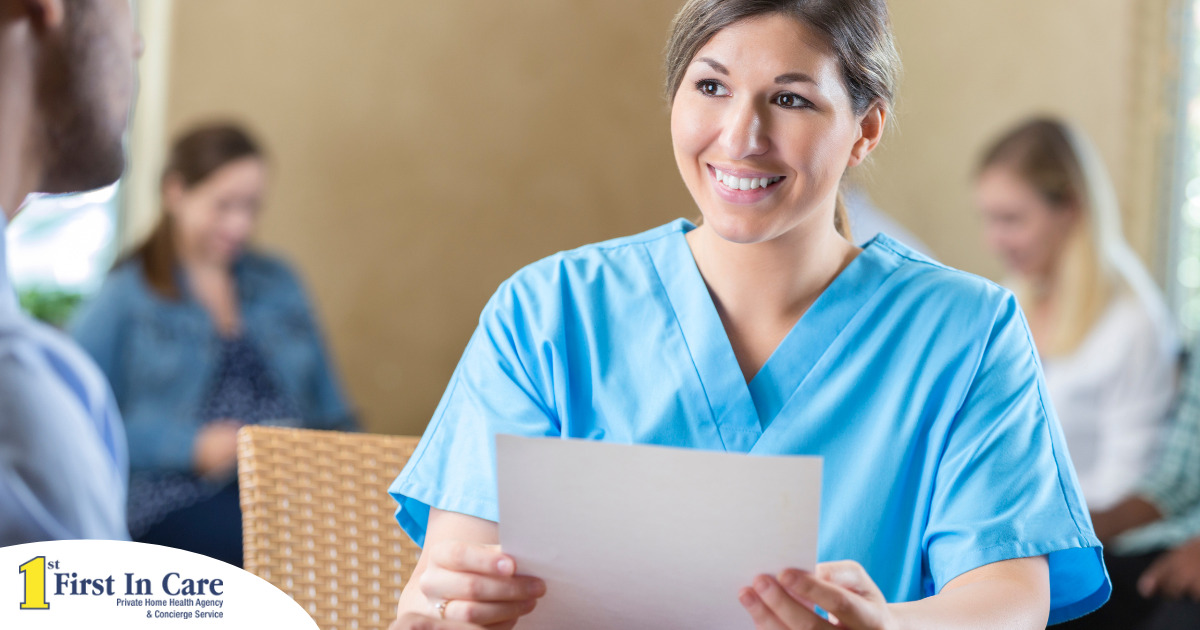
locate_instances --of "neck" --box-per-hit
[1027,267,1060,305]
[180,251,233,281]
[0,16,44,219]
[686,217,858,323]
[171,229,231,278]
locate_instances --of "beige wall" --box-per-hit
[160,1,1178,436]
[867,0,1176,282]
[165,1,692,435]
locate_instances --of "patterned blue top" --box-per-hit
[126,335,299,536]
[200,335,296,423]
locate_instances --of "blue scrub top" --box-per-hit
[390,219,1110,624]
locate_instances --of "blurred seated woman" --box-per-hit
[71,123,356,566]
[975,118,1181,513]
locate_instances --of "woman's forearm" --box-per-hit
[889,557,1050,630]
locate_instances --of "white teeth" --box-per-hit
[713,168,782,191]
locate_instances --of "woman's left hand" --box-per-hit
[739,561,898,630]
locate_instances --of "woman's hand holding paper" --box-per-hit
[740,561,897,630]
[417,540,546,629]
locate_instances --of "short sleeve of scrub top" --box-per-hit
[389,219,1109,624]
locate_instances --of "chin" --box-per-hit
[38,130,127,195]
[700,205,793,246]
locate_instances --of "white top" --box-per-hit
[1042,291,1181,511]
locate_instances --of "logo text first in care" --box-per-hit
[20,556,224,610]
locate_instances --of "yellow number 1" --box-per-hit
[19,556,50,610]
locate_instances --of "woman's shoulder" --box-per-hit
[236,250,308,297]
[500,220,685,292]
[1094,288,1181,359]
[91,257,156,306]
[475,221,685,329]
[237,249,299,280]
[867,233,1017,319]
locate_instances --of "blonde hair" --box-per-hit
[979,118,1162,356]
[664,0,901,240]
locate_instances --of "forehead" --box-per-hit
[691,13,839,79]
[977,168,1044,204]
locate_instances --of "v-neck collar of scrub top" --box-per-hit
[646,218,901,453]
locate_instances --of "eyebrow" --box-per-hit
[696,57,729,75]
[694,57,817,86]
[775,72,816,86]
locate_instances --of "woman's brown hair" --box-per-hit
[664,0,900,238]
[124,123,263,300]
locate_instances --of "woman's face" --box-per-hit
[166,157,267,267]
[975,166,1078,280]
[670,14,881,245]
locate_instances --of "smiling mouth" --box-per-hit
[711,167,784,191]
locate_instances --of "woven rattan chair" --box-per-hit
[237,426,422,629]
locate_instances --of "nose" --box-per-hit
[718,98,769,160]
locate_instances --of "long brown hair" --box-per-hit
[124,123,263,300]
[664,0,901,238]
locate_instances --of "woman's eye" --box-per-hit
[695,79,729,97]
[774,93,811,109]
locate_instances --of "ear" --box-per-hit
[847,102,886,168]
[15,0,65,31]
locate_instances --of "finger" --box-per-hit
[1167,563,1200,601]
[814,561,886,602]
[389,612,483,630]
[1188,574,1200,602]
[739,586,792,630]
[443,598,537,626]
[431,542,518,576]
[751,575,832,629]
[419,567,545,604]
[780,570,881,629]
[1139,561,1166,599]
[1160,564,1189,600]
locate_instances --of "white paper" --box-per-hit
[496,435,822,630]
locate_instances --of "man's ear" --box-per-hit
[847,102,886,168]
[17,0,65,31]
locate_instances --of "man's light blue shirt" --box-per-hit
[0,209,128,544]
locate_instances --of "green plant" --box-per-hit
[18,288,84,329]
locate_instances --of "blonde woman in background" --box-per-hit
[975,117,1181,513]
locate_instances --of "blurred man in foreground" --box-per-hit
[0,0,137,545]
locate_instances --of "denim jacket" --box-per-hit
[70,251,356,473]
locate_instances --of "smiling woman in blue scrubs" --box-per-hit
[390,0,1110,627]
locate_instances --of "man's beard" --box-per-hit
[34,8,128,195]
